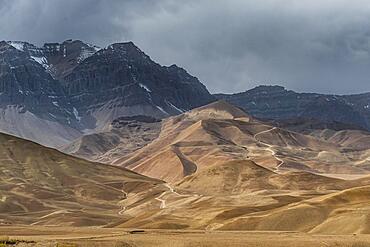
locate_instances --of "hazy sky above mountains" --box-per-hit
[2,0,370,94]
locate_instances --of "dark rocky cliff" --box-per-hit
[61,42,215,128]
[0,41,77,125]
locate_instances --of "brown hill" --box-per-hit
[98,101,370,232]
[0,132,165,226]
[113,101,370,182]
[114,160,370,231]
[309,129,370,150]
[219,185,370,234]
[177,160,344,195]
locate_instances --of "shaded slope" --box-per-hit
[62,116,162,162]
[0,132,164,226]
[309,129,370,150]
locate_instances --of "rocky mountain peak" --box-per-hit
[0,41,13,50]
[44,39,100,79]
[0,38,214,147]
[92,41,153,67]
[62,40,214,129]
[246,85,287,94]
[184,100,250,121]
[108,41,137,50]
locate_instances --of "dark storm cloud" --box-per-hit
[1,0,370,94]
[0,0,159,45]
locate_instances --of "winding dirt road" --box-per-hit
[155,191,167,209]
[253,127,284,171]
[154,183,191,209]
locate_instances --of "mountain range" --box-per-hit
[0,39,214,147]
[3,39,370,148]
[3,39,370,239]
[216,85,370,131]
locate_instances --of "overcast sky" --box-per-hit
[1,0,370,94]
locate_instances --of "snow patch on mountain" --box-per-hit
[73,107,81,121]
[87,43,101,52]
[139,83,151,92]
[156,105,168,115]
[30,56,49,69]
[166,100,184,113]
[8,41,24,51]
[77,44,101,63]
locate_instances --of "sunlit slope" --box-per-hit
[114,159,370,231]
[115,101,370,182]
[109,101,370,232]
[219,185,370,234]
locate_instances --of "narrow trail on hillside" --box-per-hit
[117,182,197,212]
[155,191,167,209]
[117,178,194,212]
[30,210,68,225]
[253,127,284,171]
[118,187,128,215]
[154,183,192,209]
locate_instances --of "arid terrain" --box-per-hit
[0,132,169,227]
[3,101,370,246]
[3,1,370,244]
[2,226,370,247]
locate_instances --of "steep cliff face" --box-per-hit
[216,85,370,130]
[343,93,370,128]
[44,39,100,80]
[62,42,215,130]
[1,42,64,109]
[0,41,81,147]
[7,41,47,67]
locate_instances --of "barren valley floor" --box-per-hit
[1,226,370,247]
